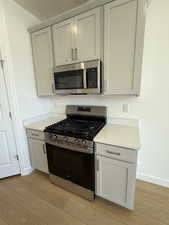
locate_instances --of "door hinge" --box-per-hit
[9,112,12,120]
[15,155,19,161]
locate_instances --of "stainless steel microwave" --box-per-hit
[53,59,101,95]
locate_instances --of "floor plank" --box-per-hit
[0,218,8,225]
[0,171,168,225]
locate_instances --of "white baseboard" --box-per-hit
[21,167,34,176]
[137,173,169,188]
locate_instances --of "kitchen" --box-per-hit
[0,0,169,224]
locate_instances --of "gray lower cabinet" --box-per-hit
[95,143,137,210]
[27,129,49,174]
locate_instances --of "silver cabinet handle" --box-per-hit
[71,48,74,61]
[52,83,55,93]
[106,151,120,156]
[104,80,107,93]
[96,159,99,171]
[75,48,78,60]
[31,133,39,137]
[43,143,46,154]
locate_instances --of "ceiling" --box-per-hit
[13,0,88,21]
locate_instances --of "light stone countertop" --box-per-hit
[94,124,140,150]
[24,115,66,132]
[24,115,140,150]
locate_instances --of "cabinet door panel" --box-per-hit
[97,155,136,209]
[53,19,73,66]
[31,27,54,96]
[99,156,127,204]
[28,138,48,174]
[75,8,101,61]
[104,0,137,94]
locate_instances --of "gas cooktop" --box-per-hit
[44,118,105,140]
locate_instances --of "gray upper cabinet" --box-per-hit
[52,7,102,66]
[29,0,145,96]
[104,0,145,96]
[74,8,102,62]
[52,18,74,66]
[31,27,54,96]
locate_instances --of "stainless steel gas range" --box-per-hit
[44,105,107,200]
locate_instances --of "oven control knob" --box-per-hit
[51,135,57,141]
[75,139,79,143]
[64,137,68,142]
[82,140,86,145]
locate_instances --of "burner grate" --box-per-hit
[45,118,105,140]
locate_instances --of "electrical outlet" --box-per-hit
[122,104,129,113]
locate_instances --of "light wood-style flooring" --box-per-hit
[0,171,168,225]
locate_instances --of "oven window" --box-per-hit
[86,67,98,89]
[54,70,84,90]
[46,144,94,191]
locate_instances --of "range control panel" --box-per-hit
[45,133,94,154]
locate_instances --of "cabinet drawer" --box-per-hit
[96,143,137,163]
[27,129,45,140]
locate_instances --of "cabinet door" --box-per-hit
[96,156,136,209]
[75,8,101,61]
[104,0,143,95]
[28,138,49,174]
[31,27,54,96]
[52,19,74,66]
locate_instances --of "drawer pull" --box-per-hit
[31,133,39,137]
[106,151,120,156]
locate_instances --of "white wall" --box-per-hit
[0,0,55,175]
[51,0,169,187]
[2,0,55,120]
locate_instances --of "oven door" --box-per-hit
[54,69,84,94]
[46,143,95,191]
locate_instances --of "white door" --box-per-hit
[31,27,54,96]
[52,18,74,66]
[75,8,101,61]
[28,138,48,174]
[0,62,20,179]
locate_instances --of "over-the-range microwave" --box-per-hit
[53,59,101,95]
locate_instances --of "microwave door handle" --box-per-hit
[83,69,87,89]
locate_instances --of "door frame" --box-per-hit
[0,5,33,176]
[0,56,21,176]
